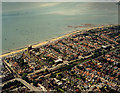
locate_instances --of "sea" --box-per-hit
[2,2,118,53]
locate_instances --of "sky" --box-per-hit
[1,0,119,2]
[2,2,118,16]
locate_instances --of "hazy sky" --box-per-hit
[1,0,119,2]
[2,2,118,17]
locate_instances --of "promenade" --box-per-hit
[1,24,119,92]
[0,25,111,58]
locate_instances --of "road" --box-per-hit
[1,24,118,92]
[0,25,112,58]
[28,61,69,76]
[16,78,40,91]
[2,78,16,87]
[2,78,40,91]
[38,83,47,91]
[3,60,20,78]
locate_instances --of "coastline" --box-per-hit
[0,24,114,58]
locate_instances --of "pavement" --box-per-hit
[2,77,40,91]
[38,83,47,91]
[16,78,40,91]
[0,25,111,58]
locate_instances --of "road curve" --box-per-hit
[16,78,40,91]
[2,78,40,91]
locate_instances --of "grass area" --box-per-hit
[77,77,81,80]
[58,88,64,93]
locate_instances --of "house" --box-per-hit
[28,45,32,51]
[54,58,63,65]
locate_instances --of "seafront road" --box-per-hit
[0,32,73,58]
[0,25,110,58]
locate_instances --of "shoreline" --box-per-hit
[0,24,114,58]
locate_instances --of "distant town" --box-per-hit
[1,25,120,93]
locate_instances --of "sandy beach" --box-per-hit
[0,25,112,58]
[0,32,74,58]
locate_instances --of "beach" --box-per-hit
[1,25,113,58]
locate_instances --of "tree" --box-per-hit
[33,79,38,87]
[57,76,62,80]
[49,61,54,65]
[50,73,56,78]
[22,73,28,81]
[45,69,48,73]
[19,58,25,67]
